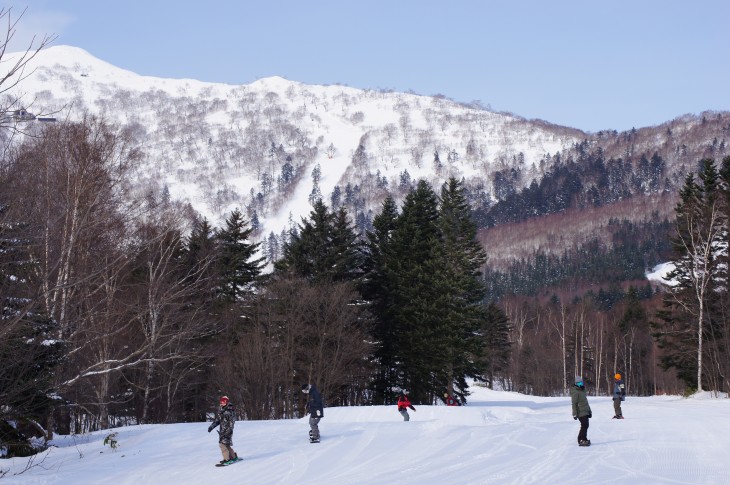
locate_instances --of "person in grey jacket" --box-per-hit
[208,395,238,464]
[302,383,324,442]
[612,373,626,419]
[570,376,592,446]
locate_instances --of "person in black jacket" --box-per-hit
[208,395,238,464]
[302,383,324,442]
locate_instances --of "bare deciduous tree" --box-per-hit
[218,276,371,420]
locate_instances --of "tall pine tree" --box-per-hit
[480,302,512,391]
[387,180,443,403]
[436,178,490,400]
[363,196,400,403]
[185,217,218,294]
[216,208,265,302]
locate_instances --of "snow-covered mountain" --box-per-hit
[5,46,584,234]
[5,45,729,251]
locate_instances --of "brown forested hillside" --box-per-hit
[479,192,676,270]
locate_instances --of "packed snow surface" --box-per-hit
[3,385,730,484]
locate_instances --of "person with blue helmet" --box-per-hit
[570,376,592,446]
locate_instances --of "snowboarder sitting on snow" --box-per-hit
[208,395,238,464]
[612,373,626,419]
[302,383,324,442]
[397,390,416,421]
[443,392,459,406]
[570,377,592,446]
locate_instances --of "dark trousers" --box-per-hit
[613,398,623,417]
[577,416,589,443]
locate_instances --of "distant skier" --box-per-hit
[302,383,324,442]
[208,395,239,464]
[570,377,592,447]
[612,373,626,419]
[443,392,459,406]
[397,391,416,421]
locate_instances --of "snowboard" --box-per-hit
[578,440,591,447]
[309,431,320,443]
[215,457,243,467]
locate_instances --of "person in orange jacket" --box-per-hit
[397,390,416,421]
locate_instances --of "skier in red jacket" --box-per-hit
[397,391,416,421]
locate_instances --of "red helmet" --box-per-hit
[219,396,229,406]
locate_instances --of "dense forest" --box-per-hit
[483,216,672,300]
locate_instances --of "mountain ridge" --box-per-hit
[4,45,729,259]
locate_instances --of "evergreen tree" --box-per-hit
[251,211,260,232]
[331,185,342,209]
[353,137,369,168]
[619,287,648,336]
[363,196,400,403]
[399,170,411,189]
[216,208,265,302]
[276,200,332,278]
[185,217,217,285]
[0,202,63,454]
[280,158,294,189]
[266,231,280,262]
[276,200,364,283]
[435,178,490,399]
[330,207,366,282]
[480,302,512,390]
[387,180,443,403]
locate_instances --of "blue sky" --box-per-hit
[7,1,730,132]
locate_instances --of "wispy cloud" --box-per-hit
[4,5,73,52]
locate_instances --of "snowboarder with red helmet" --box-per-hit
[208,395,239,464]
